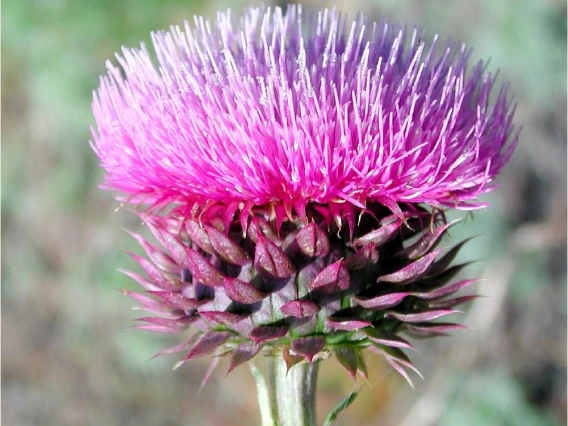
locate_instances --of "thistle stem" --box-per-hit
[254,355,319,426]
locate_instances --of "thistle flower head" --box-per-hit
[92,5,517,213]
[91,6,518,384]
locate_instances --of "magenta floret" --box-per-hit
[91,6,517,212]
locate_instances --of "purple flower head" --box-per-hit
[91,5,517,214]
[91,6,521,389]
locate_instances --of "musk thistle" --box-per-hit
[91,5,517,425]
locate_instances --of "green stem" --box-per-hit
[253,355,320,426]
[270,355,319,426]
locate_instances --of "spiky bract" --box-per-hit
[125,203,475,383]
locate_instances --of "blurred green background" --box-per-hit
[2,0,566,425]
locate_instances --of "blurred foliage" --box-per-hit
[2,0,566,425]
[442,372,560,426]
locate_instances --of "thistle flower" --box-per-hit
[91,5,517,423]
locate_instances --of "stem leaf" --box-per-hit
[323,389,359,426]
[250,363,276,426]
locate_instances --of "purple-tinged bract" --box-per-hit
[92,6,517,212]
